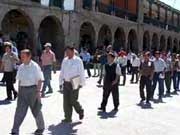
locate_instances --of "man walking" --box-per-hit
[59,46,85,123]
[98,52,121,112]
[139,52,154,105]
[11,49,45,135]
[41,43,56,97]
[1,42,19,100]
[152,51,166,102]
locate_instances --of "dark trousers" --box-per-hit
[152,72,164,99]
[42,65,52,93]
[120,66,126,85]
[98,64,105,84]
[139,76,152,102]
[101,83,119,109]
[177,72,180,90]
[4,72,17,99]
[131,67,139,83]
[83,62,91,77]
[173,71,178,91]
[127,60,132,74]
[165,71,172,94]
[63,82,84,121]
[1,73,5,82]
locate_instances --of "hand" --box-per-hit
[112,80,117,86]
[78,85,82,89]
[53,70,56,74]
[149,76,153,81]
[36,91,41,100]
[59,85,63,90]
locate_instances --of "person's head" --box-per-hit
[144,51,150,61]
[107,52,115,64]
[44,43,52,52]
[155,51,160,59]
[162,52,167,60]
[20,49,32,64]
[65,46,75,59]
[4,42,12,53]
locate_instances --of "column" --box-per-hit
[165,8,168,24]
[137,0,144,23]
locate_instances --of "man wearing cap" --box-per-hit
[41,43,56,97]
[59,46,85,123]
[98,52,121,112]
[11,49,45,135]
[1,42,19,100]
[152,51,166,102]
[139,52,154,104]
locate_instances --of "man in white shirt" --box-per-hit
[98,52,121,112]
[130,54,141,84]
[152,51,166,102]
[59,46,85,123]
[11,49,45,135]
[127,51,133,74]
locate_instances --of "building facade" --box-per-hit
[0,0,180,61]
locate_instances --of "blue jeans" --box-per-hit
[177,72,180,90]
[173,71,178,91]
[42,65,52,93]
[152,72,164,98]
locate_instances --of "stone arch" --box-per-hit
[1,9,34,54]
[167,36,172,51]
[97,24,112,48]
[159,35,166,51]
[143,31,150,51]
[79,21,96,53]
[151,33,159,52]
[38,16,65,61]
[127,29,138,54]
[113,27,126,52]
[173,38,178,53]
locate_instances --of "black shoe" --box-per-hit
[79,110,84,120]
[97,80,101,85]
[113,107,118,111]
[10,132,18,135]
[14,92,18,100]
[61,119,72,123]
[5,97,12,101]
[46,90,53,94]
[34,129,44,135]
[158,98,163,103]
[98,107,106,112]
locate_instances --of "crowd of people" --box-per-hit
[0,41,180,134]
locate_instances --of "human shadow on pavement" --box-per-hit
[0,99,11,105]
[48,121,82,135]
[137,102,153,109]
[97,110,118,119]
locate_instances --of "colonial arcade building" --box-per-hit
[0,0,180,61]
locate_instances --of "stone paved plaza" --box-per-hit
[0,71,180,135]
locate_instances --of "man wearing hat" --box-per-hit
[139,52,154,104]
[98,51,121,112]
[1,42,19,100]
[152,51,166,102]
[41,43,56,97]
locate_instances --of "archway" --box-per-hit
[151,33,158,52]
[113,27,126,52]
[79,22,96,53]
[173,38,178,53]
[143,31,150,51]
[159,35,166,51]
[167,36,172,52]
[127,29,138,54]
[97,24,112,48]
[1,9,34,54]
[39,16,65,61]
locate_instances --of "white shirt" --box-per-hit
[117,56,127,67]
[59,56,86,86]
[153,58,166,72]
[132,57,141,67]
[16,60,44,86]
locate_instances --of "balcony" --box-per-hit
[96,1,138,22]
[144,16,180,32]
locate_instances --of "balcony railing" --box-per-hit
[96,2,138,22]
[144,16,180,32]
